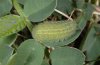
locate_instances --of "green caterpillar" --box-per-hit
[32,20,77,43]
[0,15,26,38]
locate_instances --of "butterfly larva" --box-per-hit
[32,20,77,43]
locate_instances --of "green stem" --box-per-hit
[12,0,33,32]
[12,0,25,17]
[25,18,33,32]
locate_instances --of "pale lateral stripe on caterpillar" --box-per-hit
[32,20,77,43]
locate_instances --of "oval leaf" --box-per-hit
[0,44,13,65]
[23,0,57,22]
[56,0,74,14]
[76,0,85,9]
[0,15,26,38]
[81,25,100,61]
[0,34,17,45]
[50,47,85,65]
[7,39,44,65]
[0,0,12,17]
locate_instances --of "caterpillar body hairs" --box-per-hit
[32,20,77,43]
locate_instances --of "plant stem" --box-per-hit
[12,0,25,17]
[12,0,33,32]
[95,6,100,15]
[54,9,73,21]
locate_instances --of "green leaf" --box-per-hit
[81,25,100,61]
[76,0,85,9]
[89,62,95,65]
[78,3,94,29]
[18,0,25,4]
[0,0,12,17]
[0,15,26,38]
[0,34,17,45]
[7,39,45,65]
[56,0,74,14]
[0,44,13,65]
[94,24,100,32]
[23,0,57,22]
[41,58,50,65]
[82,3,94,21]
[50,47,85,65]
[81,26,96,51]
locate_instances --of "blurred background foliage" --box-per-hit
[0,0,100,65]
